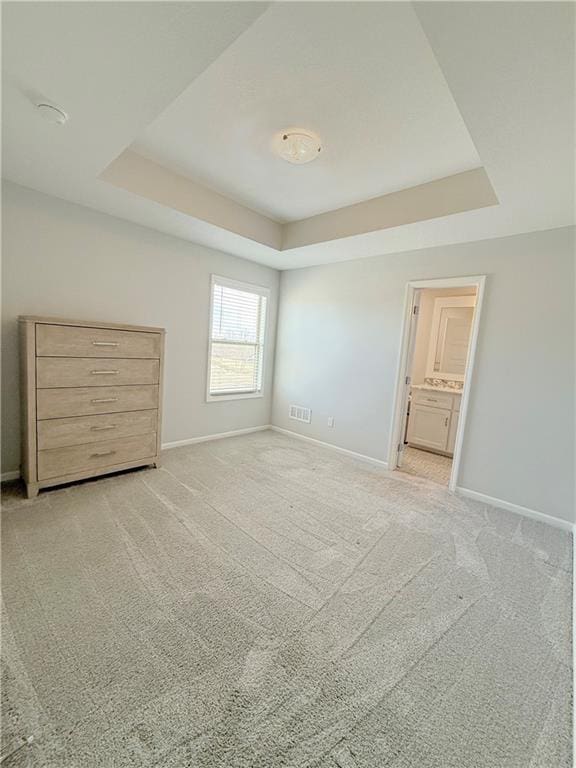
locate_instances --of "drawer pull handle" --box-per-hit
[92,341,119,347]
[90,425,117,431]
[91,370,119,375]
[90,450,116,458]
[426,398,438,403]
[91,397,118,403]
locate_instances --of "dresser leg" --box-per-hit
[26,483,39,499]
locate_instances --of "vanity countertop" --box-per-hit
[411,383,463,395]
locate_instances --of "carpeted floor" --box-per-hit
[399,446,453,486]
[1,430,572,767]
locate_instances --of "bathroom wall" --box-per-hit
[411,286,477,386]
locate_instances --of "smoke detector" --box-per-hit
[274,130,322,165]
[36,102,69,125]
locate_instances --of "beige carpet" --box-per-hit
[400,446,453,486]
[1,430,572,767]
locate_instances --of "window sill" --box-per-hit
[206,391,264,403]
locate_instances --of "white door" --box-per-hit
[406,404,450,452]
[396,292,422,468]
[446,411,459,455]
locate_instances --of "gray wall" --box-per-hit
[1,182,279,474]
[272,226,575,524]
[3,181,574,524]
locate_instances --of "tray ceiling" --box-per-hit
[132,2,482,223]
[2,2,574,269]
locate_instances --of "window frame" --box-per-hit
[206,274,270,402]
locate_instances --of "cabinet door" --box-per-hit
[446,411,459,456]
[406,404,450,452]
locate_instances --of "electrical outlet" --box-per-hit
[327,416,335,428]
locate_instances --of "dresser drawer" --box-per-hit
[36,324,161,359]
[37,358,159,388]
[411,389,454,409]
[38,433,157,481]
[37,410,158,450]
[37,385,159,419]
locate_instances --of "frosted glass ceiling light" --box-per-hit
[275,130,322,164]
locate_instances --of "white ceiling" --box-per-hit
[2,2,269,187]
[133,2,481,222]
[2,2,574,270]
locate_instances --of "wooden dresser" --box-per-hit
[19,316,165,498]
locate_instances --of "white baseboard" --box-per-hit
[456,486,574,533]
[270,425,389,469]
[4,434,570,535]
[1,470,20,482]
[0,427,272,482]
[162,424,271,450]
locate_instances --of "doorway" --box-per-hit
[388,276,486,490]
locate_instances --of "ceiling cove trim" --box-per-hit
[283,167,498,249]
[101,150,283,250]
[101,151,498,252]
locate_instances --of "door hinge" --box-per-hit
[405,375,411,385]
[413,305,419,315]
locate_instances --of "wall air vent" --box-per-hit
[289,405,311,424]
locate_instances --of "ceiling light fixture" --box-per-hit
[35,102,69,125]
[274,130,322,165]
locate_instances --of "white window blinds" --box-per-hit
[208,277,269,397]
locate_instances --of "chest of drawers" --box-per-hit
[19,316,165,498]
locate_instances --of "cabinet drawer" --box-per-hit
[37,358,159,388]
[36,324,161,359]
[37,410,158,450]
[37,385,159,419]
[411,389,454,409]
[38,433,157,481]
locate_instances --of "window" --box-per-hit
[207,276,269,400]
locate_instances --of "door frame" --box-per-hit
[387,275,486,492]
